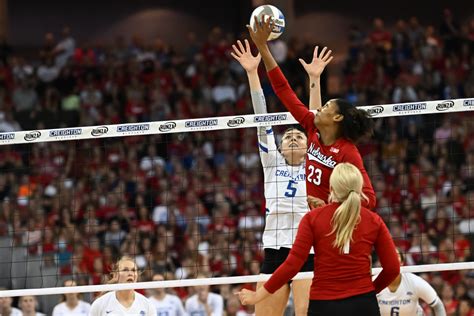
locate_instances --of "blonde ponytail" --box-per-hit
[328,163,367,253]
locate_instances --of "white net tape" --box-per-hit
[0,262,472,297]
[0,98,472,145]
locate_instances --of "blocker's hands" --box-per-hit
[299,46,334,78]
[230,39,261,73]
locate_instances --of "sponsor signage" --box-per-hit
[91,126,109,136]
[24,131,41,141]
[366,106,384,116]
[227,117,245,127]
[436,100,454,111]
[158,122,177,132]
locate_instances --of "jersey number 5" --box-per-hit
[285,180,297,197]
[307,165,322,185]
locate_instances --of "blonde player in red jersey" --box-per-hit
[247,16,376,210]
[237,163,399,316]
[231,39,312,316]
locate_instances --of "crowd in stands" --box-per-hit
[0,8,473,316]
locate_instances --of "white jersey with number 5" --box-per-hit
[377,273,440,316]
[251,90,309,250]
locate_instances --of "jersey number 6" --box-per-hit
[307,165,322,185]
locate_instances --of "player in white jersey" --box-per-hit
[52,280,91,316]
[0,288,22,316]
[185,274,224,316]
[18,296,46,316]
[148,274,185,316]
[231,40,312,316]
[377,250,446,316]
[89,256,155,316]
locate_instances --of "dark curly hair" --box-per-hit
[334,99,374,143]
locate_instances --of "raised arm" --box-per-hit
[231,39,278,166]
[247,17,316,132]
[299,46,334,111]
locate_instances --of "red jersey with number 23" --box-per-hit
[267,67,376,209]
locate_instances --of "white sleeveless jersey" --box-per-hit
[251,90,309,250]
[377,273,440,316]
[148,294,185,316]
[89,291,155,316]
[52,301,91,316]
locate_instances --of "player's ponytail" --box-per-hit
[334,99,374,143]
[328,163,367,253]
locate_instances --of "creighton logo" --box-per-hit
[307,143,337,168]
[392,102,427,112]
[0,133,14,141]
[117,124,150,132]
[253,114,287,123]
[463,99,474,107]
[185,119,218,128]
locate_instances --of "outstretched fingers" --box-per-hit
[312,46,319,61]
[319,46,327,59]
[231,44,243,58]
[244,39,251,52]
[237,40,246,53]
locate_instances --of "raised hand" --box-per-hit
[299,46,334,78]
[231,39,261,73]
[246,15,273,49]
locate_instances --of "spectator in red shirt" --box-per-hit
[238,163,399,315]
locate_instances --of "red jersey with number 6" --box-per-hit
[267,67,376,209]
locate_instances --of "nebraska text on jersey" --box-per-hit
[307,143,337,168]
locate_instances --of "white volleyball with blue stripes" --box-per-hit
[249,5,285,41]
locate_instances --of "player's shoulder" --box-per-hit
[135,291,152,301]
[92,291,113,304]
[361,206,383,221]
[403,272,428,285]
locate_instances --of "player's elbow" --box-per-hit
[382,263,400,281]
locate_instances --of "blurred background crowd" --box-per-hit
[0,4,473,316]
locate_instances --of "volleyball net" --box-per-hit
[0,98,473,312]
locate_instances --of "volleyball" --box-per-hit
[249,5,285,41]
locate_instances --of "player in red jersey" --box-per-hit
[237,163,399,315]
[247,17,376,210]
